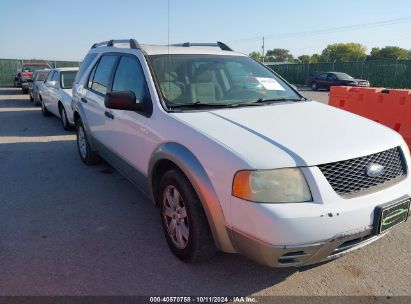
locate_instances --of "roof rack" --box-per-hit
[172,41,233,51]
[91,39,141,50]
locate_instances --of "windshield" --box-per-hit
[22,65,50,72]
[60,71,77,89]
[148,55,300,108]
[334,72,354,80]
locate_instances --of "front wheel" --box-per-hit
[311,82,318,91]
[159,169,217,263]
[76,119,100,165]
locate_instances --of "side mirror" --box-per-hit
[104,91,144,112]
[46,80,57,87]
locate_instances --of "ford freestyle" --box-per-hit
[71,39,411,267]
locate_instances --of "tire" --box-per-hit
[41,98,51,117]
[59,106,72,131]
[159,169,217,263]
[311,82,318,91]
[76,119,100,165]
[22,88,29,94]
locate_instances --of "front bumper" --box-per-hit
[228,225,387,267]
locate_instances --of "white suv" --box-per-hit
[72,39,411,267]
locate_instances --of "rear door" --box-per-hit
[42,71,55,107]
[48,71,61,116]
[82,54,118,143]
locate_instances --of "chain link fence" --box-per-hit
[266,59,411,89]
[0,58,81,85]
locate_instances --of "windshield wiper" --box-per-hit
[167,101,231,110]
[256,97,306,103]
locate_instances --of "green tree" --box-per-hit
[369,46,410,60]
[310,53,327,63]
[321,43,367,62]
[265,48,294,62]
[249,51,263,61]
[297,55,311,64]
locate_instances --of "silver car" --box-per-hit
[28,69,50,105]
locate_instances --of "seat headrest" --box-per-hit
[195,71,213,83]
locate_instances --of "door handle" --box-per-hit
[81,97,88,103]
[105,111,115,119]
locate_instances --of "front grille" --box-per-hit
[318,147,407,197]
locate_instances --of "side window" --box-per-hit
[45,71,54,83]
[327,73,337,80]
[112,56,148,102]
[75,53,97,84]
[318,73,327,80]
[52,71,59,82]
[89,55,117,95]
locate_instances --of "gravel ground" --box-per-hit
[0,86,410,296]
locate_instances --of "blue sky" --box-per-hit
[1,0,411,60]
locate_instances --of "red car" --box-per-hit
[15,62,51,93]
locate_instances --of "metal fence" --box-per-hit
[267,59,411,89]
[0,58,81,85]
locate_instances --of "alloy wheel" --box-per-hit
[162,185,190,249]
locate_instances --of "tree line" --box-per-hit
[249,43,411,63]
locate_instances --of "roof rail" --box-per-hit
[91,39,141,50]
[172,41,233,51]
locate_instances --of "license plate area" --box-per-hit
[373,197,410,234]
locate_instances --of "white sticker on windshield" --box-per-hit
[255,77,285,91]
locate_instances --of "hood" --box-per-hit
[171,101,402,168]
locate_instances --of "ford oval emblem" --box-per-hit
[365,163,385,177]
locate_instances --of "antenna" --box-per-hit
[167,0,171,103]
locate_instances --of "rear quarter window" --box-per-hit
[74,53,98,84]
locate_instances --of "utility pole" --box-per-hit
[262,36,265,63]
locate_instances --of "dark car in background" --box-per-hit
[306,72,370,91]
[14,62,51,93]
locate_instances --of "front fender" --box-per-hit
[148,142,236,253]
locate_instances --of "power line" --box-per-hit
[230,17,411,44]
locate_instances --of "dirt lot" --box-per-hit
[0,86,410,296]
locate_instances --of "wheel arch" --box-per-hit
[148,142,236,253]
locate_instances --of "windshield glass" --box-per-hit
[60,71,77,89]
[148,55,300,107]
[334,72,354,80]
[22,65,50,72]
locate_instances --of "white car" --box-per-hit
[40,67,78,130]
[72,39,411,267]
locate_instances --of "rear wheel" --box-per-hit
[60,106,72,131]
[41,98,51,117]
[159,169,217,263]
[311,82,318,91]
[76,119,100,165]
[22,88,29,94]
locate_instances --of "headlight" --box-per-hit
[232,168,312,203]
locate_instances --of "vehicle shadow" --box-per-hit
[0,139,298,296]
